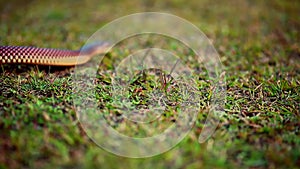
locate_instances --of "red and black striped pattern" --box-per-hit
[0,46,80,65]
[0,42,109,66]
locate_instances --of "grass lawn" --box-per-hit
[0,0,299,168]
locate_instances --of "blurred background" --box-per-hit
[0,0,299,169]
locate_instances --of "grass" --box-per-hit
[0,0,299,168]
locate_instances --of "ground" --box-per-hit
[0,0,299,169]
